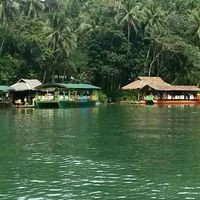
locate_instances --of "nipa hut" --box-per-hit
[122,76,200,104]
[11,79,42,106]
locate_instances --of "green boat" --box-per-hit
[145,95,154,105]
[35,83,101,109]
[0,85,14,107]
[58,100,97,108]
[35,101,59,109]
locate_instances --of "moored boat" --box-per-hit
[35,101,59,109]
[58,100,97,108]
[122,76,200,105]
[35,83,101,109]
[0,85,14,107]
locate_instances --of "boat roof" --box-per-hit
[0,85,14,92]
[36,83,101,90]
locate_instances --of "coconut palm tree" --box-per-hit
[20,0,45,18]
[142,2,164,35]
[44,0,82,13]
[44,12,77,81]
[190,8,200,44]
[0,0,19,54]
[44,0,66,13]
[173,0,199,13]
[115,1,144,45]
[76,1,100,38]
[0,0,19,24]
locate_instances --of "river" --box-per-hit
[0,105,200,199]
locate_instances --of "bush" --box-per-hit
[98,91,108,103]
[111,90,139,102]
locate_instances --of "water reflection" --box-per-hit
[0,105,200,199]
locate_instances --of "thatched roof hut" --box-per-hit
[122,76,200,92]
[11,79,42,91]
[122,76,170,90]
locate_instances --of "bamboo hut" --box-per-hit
[122,77,200,104]
[11,79,42,106]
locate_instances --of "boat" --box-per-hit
[35,83,101,109]
[122,76,200,105]
[0,85,14,107]
[13,104,35,108]
[144,95,154,105]
[35,101,59,109]
[58,100,97,108]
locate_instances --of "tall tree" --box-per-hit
[20,0,45,18]
[0,0,19,24]
[142,1,164,36]
[115,0,144,45]
[0,0,19,55]
[44,12,76,81]
[190,8,200,44]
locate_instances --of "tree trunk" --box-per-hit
[42,70,46,84]
[52,69,55,83]
[145,46,151,74]
[148,48,163,77]
[28,2,32,17]
[0,23,8,55]
[62,69,66,83]
[127,22,131,49]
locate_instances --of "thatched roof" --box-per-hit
[142,85,200,92]
[122,76,200,92]
[122,76,170,90]
[11,79,42,91]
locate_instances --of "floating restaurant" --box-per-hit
[122,76,200,104]
[35,83,101,108]
[11,79,42,107]
[0,86,14,107]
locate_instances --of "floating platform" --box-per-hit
[140,99,200,105]
[58,100,97,108]
[13,105,34,108]
[35,101,59,109]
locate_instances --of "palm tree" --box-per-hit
[76,2,100,38]
[142,2,164,36]
[190,8,200,44]
[44,0,82,13]
[173,0,198,13]
[44,12,77,81]
[20,0,45,18]
[0,0,19,24]
[0,0,19,54]
[115,1,144,45]
[44,0,67,13]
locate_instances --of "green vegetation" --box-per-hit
[111,90,139,102]
[0,0,200,97]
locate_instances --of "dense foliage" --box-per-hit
[1,0,200,95]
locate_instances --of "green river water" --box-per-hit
[1,105,200,199]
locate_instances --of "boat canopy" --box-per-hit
[0,86,14,92]
[35,83,101,90]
